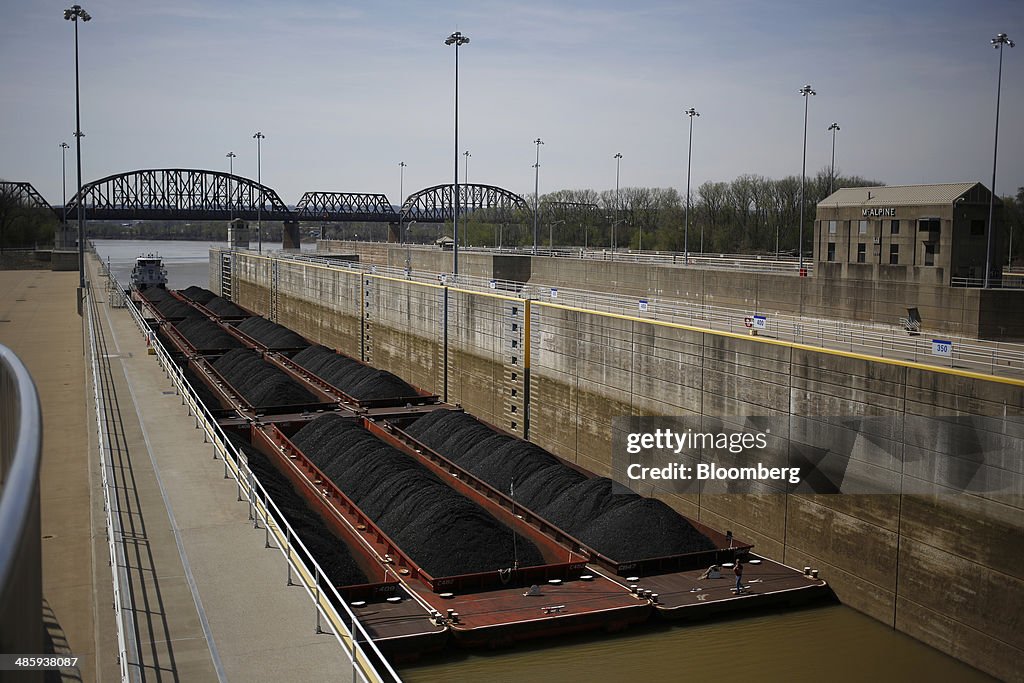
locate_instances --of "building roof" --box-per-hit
[818,182,989,207]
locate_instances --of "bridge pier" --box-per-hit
[282,220,301,251]
[387,222,401,244]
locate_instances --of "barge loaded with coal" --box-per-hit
[133,283,831,662]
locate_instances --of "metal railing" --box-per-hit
[85,281,142,682]
[950,276,1024,289]
[114,272,400,683]
[0,344,43,668]
[314,239,813,275]
[261,250,1024,378]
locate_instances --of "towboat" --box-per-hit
[131,254,168,290]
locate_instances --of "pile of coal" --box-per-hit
[179,286,217,305]
[181,364,226,412]
[140,287,170,302]
[204,297,248,318]
[292,345,418,401]
[213,349,317,408]
[291,414,543,577]
[237,316,309,349]
[406,410,716,561]
[154,296,202,320]
[230,435,368,587]
[172,318,243,351]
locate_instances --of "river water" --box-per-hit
[91,239,995,683]
[92,239,314,290]
[400,603,992,682]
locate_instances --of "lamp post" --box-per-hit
[683,109,699,263]
[445,30,470,275]
[549,219,565,249]
[986,33,1014,288]
[64,4,91,292]
[253,131,265,253]
[405,220,417,274]
[398,161,406,244]
[59,142,70,237]
[399,161,406,208]
[798,84,816,276]
[226,151,236,220]
[533,138,544,254]
[827,122,840,195]
[613,153,622,250]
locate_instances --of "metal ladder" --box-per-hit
[270,258,280,322]
[220,251,233,300]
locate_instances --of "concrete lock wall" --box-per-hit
[318,241,1024,339]
[215,248,1023,681]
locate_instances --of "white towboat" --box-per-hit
[130,254,168,290]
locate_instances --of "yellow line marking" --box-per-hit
[226,252,1022,387]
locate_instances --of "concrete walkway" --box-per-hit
[0,269,107,683]
[1,263,360,681]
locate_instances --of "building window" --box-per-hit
[829,220,837,234]
[889,244,899,264]
[859,220,868,234]
[971,219,985,236]
[924,243,935,266]
[891,220,900,235]
[919,218,940,232]
[857,243,866,263]
[827,242,836,261]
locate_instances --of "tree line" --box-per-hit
[455,168,885,254]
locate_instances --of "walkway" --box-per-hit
[1,262,359,681]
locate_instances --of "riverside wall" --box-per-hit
[213,248,1023,681]
[318,240,1024,339]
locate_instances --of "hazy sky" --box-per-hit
[2,0,1022,207]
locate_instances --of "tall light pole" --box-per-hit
[462,151,472,247]
[986,33,1014,288]
[64,4,91,292]
[405,220,417,274]
[59,142,70,235]
[398,161,406,244]
[827,122,840,195]
[798,84,816,276]
[226,151,236,220]
[614,152,622,250]
[253,131,265,253]
[399,161,406,207]
[533,138,544,254]
[445,30,470,275]
[683,109,699,264]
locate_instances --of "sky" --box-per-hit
[2,0,1023,208]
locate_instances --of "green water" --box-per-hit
[400,603,994,682]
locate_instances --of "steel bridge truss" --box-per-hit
[65,168,292,221]
[0,181,59,218]
[293,192,398,223]
[400,183,531,224]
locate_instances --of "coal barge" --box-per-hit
[134,284,831,662]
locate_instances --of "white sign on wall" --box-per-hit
[752,315,767,330]
[931,339,952,357]
[638,299,649,312]
[550,288,558,299]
